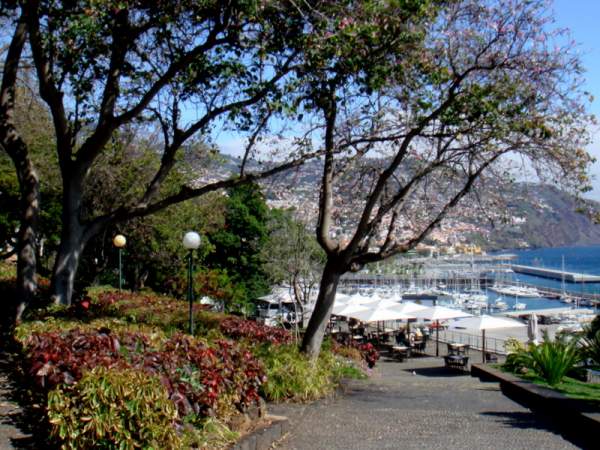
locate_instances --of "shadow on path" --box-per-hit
[403,366,469,378]
[0,352,52,449]
[481,411,595,449]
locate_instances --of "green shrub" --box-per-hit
[504,332,582,386]
[581,328,600,367]
[47,367,182,449]
[504,337,526,354]
[255,344,358,402]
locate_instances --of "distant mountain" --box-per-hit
[479,184,600,250]
[213,154,600,250]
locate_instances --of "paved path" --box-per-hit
[270,353,585,450]
[0,353,32,450]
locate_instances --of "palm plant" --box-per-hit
[581,328,600,368]
[522,331,582,386]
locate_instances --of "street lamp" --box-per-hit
[113,234,126,291]
[183,231,201,334]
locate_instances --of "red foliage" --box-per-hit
[359,343,380,368]
[219,317,292,345]
[331,339,380,368]
[23,329,265,419]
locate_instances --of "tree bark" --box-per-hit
[300,258,343,359]
[50,220,86,305]
[13,155,39,320]
[50,182,87,305]
[0,15,39,334]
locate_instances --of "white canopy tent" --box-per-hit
[450,314,526,363]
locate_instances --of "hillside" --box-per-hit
[203,155,600,250]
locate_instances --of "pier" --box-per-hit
[511,264,600,283]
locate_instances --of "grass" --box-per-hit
[500,366,600,402]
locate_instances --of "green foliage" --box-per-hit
[205,183,271,312]
[509,371,600,402]
[254,343,359,402]
[183,417,239,450]
[586,315,600,339]
[504,332,583,386]
[504,337,526,354]
[47,367,182,450]
[581,328,600,367]
[0,85,61,267]
[262,208,324,303]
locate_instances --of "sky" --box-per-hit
[551,0,600,199]
[219,1,600,198]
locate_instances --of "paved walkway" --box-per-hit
[0,353,34,450]
[270,350,585,450]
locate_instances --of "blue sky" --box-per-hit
[219,1,600,198]
[553,0,600,198]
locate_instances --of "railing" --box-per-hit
[436,329,508,355]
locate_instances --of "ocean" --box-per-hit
[491,245,600,310]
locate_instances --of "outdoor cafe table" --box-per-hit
[391,345,410,361]
[447,342,468,354]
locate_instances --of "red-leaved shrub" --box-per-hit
[219,317,292,345]
[24,329,265,419]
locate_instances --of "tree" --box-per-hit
[262,208,325,323]
[0,12,42,328]
[1,0,345,308]
[204,183,271,313]
[299,0,595,358]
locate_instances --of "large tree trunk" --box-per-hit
[50,219,86,306]
[51,183,87,305]
[300,258,343,359]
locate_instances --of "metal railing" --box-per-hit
[436,329,508,355]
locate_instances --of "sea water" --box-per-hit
[491,245,600,311]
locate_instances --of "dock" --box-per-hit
[502,307,597,317]
[511,264,600,283]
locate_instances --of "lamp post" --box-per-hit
[113,234,126,291]
[183,231,201,334]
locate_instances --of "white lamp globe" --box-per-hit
[183,231,201,250]
[113,234,126,248]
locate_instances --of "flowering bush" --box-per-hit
[359,343,380,368]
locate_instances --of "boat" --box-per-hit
[488,284,541,298]
[494,299,508,310]
[513,301,527,311]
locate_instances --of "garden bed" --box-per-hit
[11,288,371,449]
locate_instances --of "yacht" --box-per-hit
[513,301,527,311]
[494,299,509,310]
[488,284,541,298]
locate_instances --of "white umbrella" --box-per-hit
[390,301,430,314]
[343,293,381,306]
[331,303,370,316]
[527,313,539,345]
[346,305,416,323]
[450,314,526,363]
[333,293,352,305]
[413,306,473,356]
